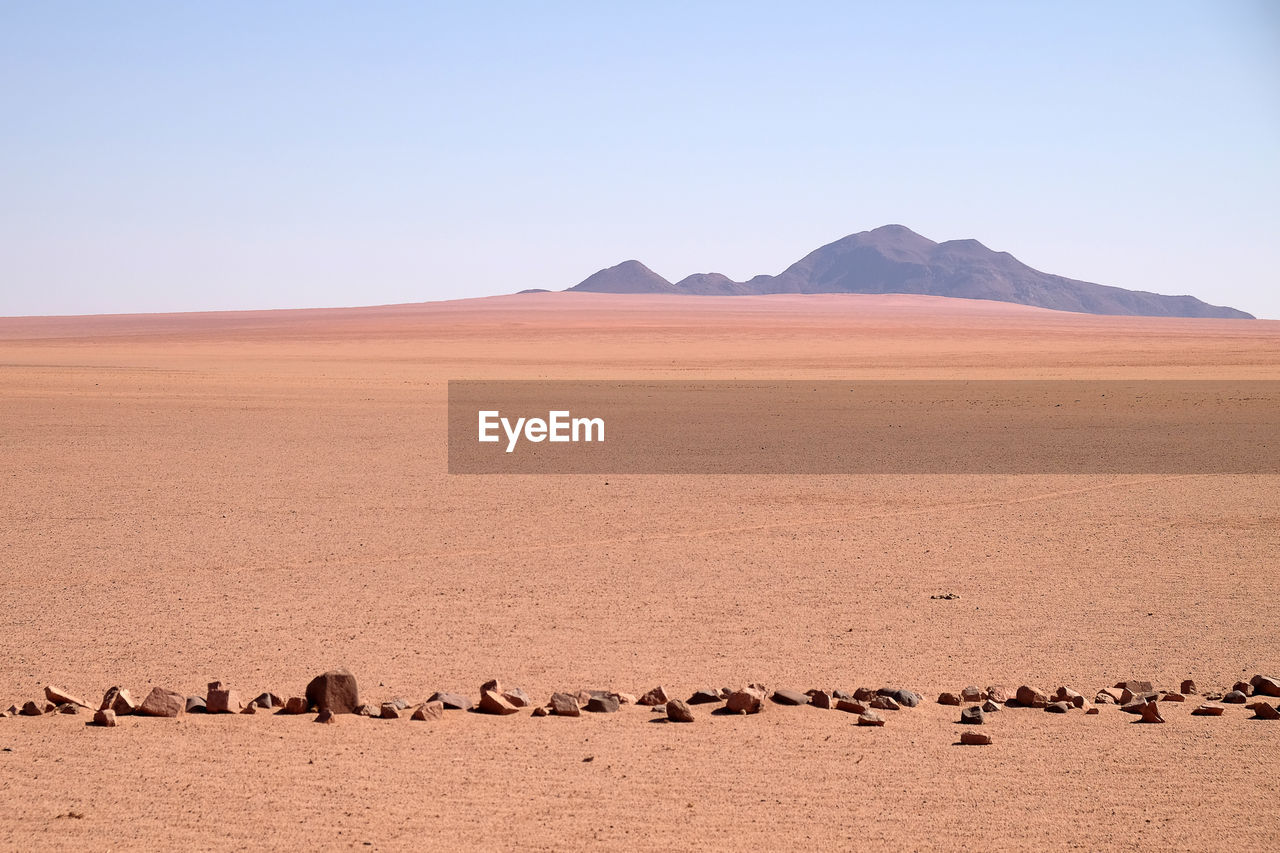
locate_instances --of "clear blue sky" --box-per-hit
[2,1,1277,317]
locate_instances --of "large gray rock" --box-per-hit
[687,689,721,705]
[876,688,921,707]
[666,699,694,722]
[305,669,360,714]
[411,701,444,721]
[100,687,139,716]
[206,686,243,714]
[428,692,472,711]
[478,689,519,715]
[44,685,89,709]
[1138,701,1165,724]
[1247,701,1279,720]
[770,688,810,706]
[549,693,581,717]
[725,690,763,714]
[138,687,185,718]
[585,695,620,714]
[1251,675,1280,698]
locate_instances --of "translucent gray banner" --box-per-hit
[448,380,1280,474]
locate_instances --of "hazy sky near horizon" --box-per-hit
[2,1,1277,318]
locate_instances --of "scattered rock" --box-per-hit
[531,706,549,717]
[585,695,621,713]
[252,692,284,709]
[985,685,1012,704]
[725,691,763,714]
[1120,700,1148,714]
[1094,690,1119,705]
[379,703,402,720]
[1246,701,1280,720]
[58,703,79,715]
[44,686,88,709]
[930,592,961,600]
[1232,681,1253,696]
[305,668,360,715]
[502,688,532,708]
[206,687,243,714]
[666,699,695,723]
[1139,702,1165,724]
[771,688,809,706]
[549,693,581,717]
[1251,675,1280,698]
[1222,690,1248,704]
[284,697,310,715]
[138,687,185,718]
[869,696,899,711]
[20,700,54,716]
[90,709,117,727]
[409,700,444,721]
[937,692,961,706]
[185,696,206,714]
[1180,679,1197,695]
[876,688,921,707]
[101,687,139,716]
[637,687,669,706]
[1045,701,1071,714]
[354,704,376,717]
[1015,686,1049,708]
[478,690,520,715]
[981,700,1001,713]
[961,686,984,703]
[852,687,878,701]
[835,698,867,714]
[960,706,984,725]
[614,692,637,705]
[857,711,885,727]
[1084,703,1099,715]
[1115,680,1154,694]
[806,690,833,710]
[1159,692,1185,702]
[1191,703,1225,716]
[1053,687,1084,708]
[315,709,336,724]
[687,689,721,705]
[960,730,992,745]
[428,692,472,711]
[240,702,258,715]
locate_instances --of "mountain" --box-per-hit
[570,260,680,294]
[566,225,1253,318]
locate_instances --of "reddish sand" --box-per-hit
[0,293,1277,848]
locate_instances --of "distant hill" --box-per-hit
[566,225,1253,318]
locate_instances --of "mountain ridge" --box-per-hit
[565,225,1253,319]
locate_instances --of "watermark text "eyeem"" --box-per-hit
[478,410,605,453]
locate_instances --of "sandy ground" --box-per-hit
[0,293,1277,849]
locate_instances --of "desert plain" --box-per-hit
[0,292,1277,849]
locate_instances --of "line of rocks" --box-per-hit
[5,672,1277,740]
